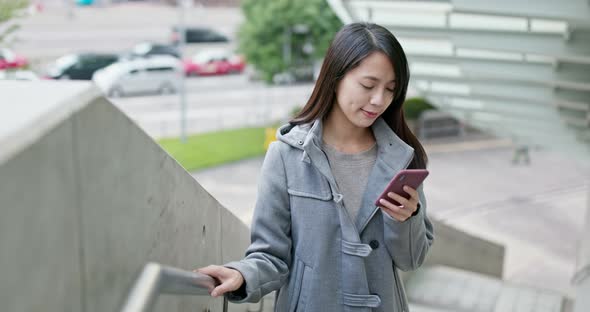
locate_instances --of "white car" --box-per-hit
[92,56,181,97]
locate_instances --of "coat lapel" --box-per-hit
[354,118,414,233]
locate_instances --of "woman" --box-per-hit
[198,22,434,312]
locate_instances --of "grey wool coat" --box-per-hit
[224,117,434,312]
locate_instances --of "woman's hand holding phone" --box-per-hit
[378,185,420,222]
[375,169,429,222]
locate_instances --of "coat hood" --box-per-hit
[276,117,414,166]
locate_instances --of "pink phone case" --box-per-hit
[375,169,429,206]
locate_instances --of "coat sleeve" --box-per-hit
[223,142,292,302]
[382,185,434,271]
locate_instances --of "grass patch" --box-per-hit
[158,127,267,172]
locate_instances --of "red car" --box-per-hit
[183,50,245,76]
[0,48,28,70]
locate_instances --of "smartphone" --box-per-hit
[375,169,429,206]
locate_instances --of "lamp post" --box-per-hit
[65,0,75,19]
[177,0,191,143]
[282,24,310,83]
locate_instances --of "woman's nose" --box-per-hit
[370,91,387,106]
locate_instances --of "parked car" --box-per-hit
[93,56,181,97]
[45,53,119,80]
[183,50,245,76]
[0,48,28,70]
[0,70,39,81]
[122,42,181,60]
[171,26,228,44]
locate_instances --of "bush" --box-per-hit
[403,97,436,120]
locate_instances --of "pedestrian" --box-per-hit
[197,22,434,312]
[512,144,531,165]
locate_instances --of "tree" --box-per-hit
[238,0,343,83]
[0,0,29,44]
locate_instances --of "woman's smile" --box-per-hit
[361,108,379,119]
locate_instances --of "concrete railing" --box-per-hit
[424,219,505,278]
[398,219,505,284]
[0,81,250,312]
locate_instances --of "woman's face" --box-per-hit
[333,51,396,129]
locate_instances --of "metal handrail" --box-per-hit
[121,262,228,312]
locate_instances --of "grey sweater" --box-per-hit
[322,142,378,221]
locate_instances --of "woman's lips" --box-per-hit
[361,109,379,118]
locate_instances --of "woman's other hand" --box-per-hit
[195,265,244,297]
[378,185,419,222]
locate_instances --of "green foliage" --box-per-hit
[238,0,343,82]
[158,127,267,172]
[403,97,436,120]
[0,0,27,23]
[0,0,28,44]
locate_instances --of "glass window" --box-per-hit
[146,67,174,72]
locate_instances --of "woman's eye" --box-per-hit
[386,89,394,93]
[361,84,373,90]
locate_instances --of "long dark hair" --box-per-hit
[290,22,427,169]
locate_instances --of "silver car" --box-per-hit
[92,56,181,97]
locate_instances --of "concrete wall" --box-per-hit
[0,83,250,312]
[1,117,83,312]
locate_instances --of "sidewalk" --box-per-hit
[192,134,589,298]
